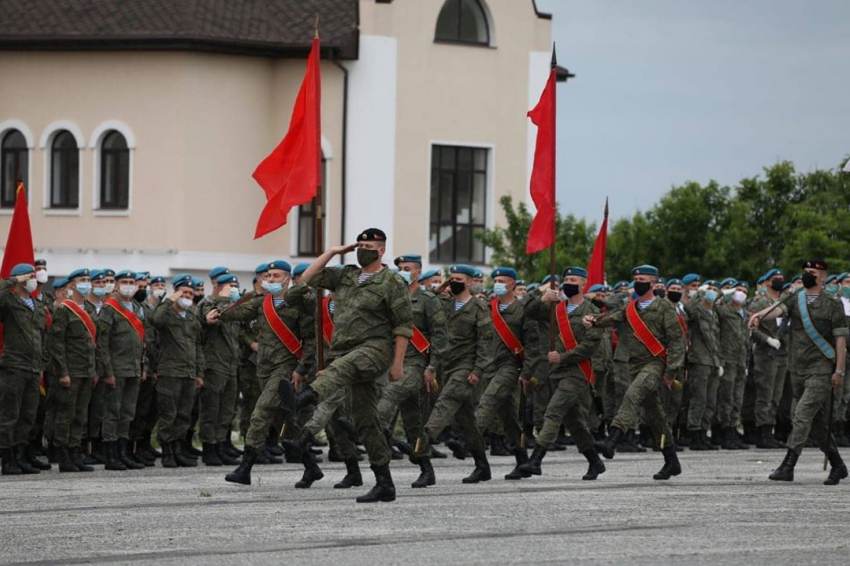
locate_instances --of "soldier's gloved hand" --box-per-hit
[766,337,781,350]
[717,366,724,378]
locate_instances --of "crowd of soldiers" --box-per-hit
[0,229,847,502]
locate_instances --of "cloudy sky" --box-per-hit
[537,0,850,221]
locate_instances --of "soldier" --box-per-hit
[748,268,787,449]
[234,265,268,451]
[682,274,701,303]
[49,268,98,472]
[475,267,540,480]
[682,284,722,450]
[606,281,643,452]
[376,254,447,489]
[422,264,493,484]
[292,263,310,285]
[130,274,164,465]
[96,270,147,470]
[586,283,613,436]
[151,275,205,468]
[751,260,848,485]
[284,229,413,503]
[419,269,443,294]
[588,265,686,481]
[515,280,528,300]
[531,275,560,448]
[0,264,49,475]
[520,267,604,480]
[715,281,750,450]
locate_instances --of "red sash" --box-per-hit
[490,300,524,362]
[555,301,595,385]
[63,300,97,345]
[626,300,666,362]
[675,311,687,337]
[45,307,53,330]
[410,325,431,354]
[264,294,302,359]
[321,296,334,345]
[105,298,145,342]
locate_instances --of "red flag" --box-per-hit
[585,199,609,289]
[253,37,322,239]
[526,67,557,254]
[1,181,35,277]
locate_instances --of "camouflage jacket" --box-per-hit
[150,299,205,379]
[49,300,98,378]
[200,297,242,377]
[750,294,789,359]
[0,278,48,373]
[407,286,448,372]
[683,299,721,367]
[440,295,492,376]
[716,302,748,367]
[485,298,541,380]
[778,291,848,375]
[95,300,147,378]
[526,297,601,380]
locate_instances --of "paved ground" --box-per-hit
[1,447,849,566]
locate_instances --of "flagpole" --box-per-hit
[548,45,558,353]
[313,14,326,373]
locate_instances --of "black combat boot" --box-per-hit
[15,446,40,474]
[225,446,258,485]
[140,432,162,458]
[757,425,783,449]
[412,457,436,488]
[103,441,127,471]
[282,439,303,463]
[504,448,531,480]
[639,425,655,450]
[720,427,736,450]
[223,437,243,457]
[334,458,363,489]
[709,424,723,447]
[1,447,23,475]
[119,439,145,469]
[742,420,757,445]
[489,435,511,457]
[445,437,468,460]
[131,440,155,467]
[215,442,240,465]
[261,444,283,464]
[202,443,223,466]
[730,427,750,450]
[84,438,104,465]
[356,463,396,503]
[462,449,492,484]
[768,448,798,481]
[594,427,623,460]
[689,429,708,451]
[582,448,606,480]
[392,437,415,459]
[518,445,547,476]
[57,446,79,472]
[653,445,682,480]
[173,441,198,468]
[20,443,51,471]
[281,384,317,411]
[295,432,324,488]
[184,430,202,458]
[703,430,719,451]
[71,446,94,472]
[823,450,848,486]
[430,447,448,459]
[160,441,178,468]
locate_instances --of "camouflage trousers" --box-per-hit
[53,376,93,448]
[607,360,634,428]
[752,349,787,427]
[425,367,485,453]
[130,373,157,442]
[377,358,430,456]
[304,348,391,467]
[611,360,673,446]
[538,374,594,452]
[0,370,40,449]
[475,364,522,448]
[684,363,720,431]
[87,378,107,438]
[244,364,300,449]
[715,363,746,428]
[787,370,834,455]
[199,370,237,444]
[237,362,261,438]
[155,376,196,444]
[833,349,850,426]
[101,375,141,442]
[532,366,551,431]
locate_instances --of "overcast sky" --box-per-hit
[537,0,850,221]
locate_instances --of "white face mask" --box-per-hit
[152,289,167,299]
[688,289,698,298]
[429,282,441,291]
[261,280,270,290]
[732,290,747,304]
[35,270,49,284]
[104,283,116,294]
[177,297,194,309]
[25,279,38,293]
[119,284,137,298]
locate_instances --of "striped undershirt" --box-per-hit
[806,294,818,304]
[274,298,285,308]
[638,298,655,311]
[566,303,578,314]
[21,297,35,311]
[498,303,509,312]
[328,301,335,314]
[358,272,374,284]
[454,300,467,312]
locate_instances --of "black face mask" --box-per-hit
[633,281,652,296]
[357,248,380,267]
[667,291,683,303]
[193,294,203,305]
[770,279,784,292]
[133,289,148,303]
[591,298,607,309]
[449,281,466,296]
[801,272,818,289]
[562,283,580,298]
[653,288,667,298]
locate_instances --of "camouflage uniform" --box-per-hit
[606,291,633,426]
[87,301,107,443]
[749,294,789,427]
[199,298,241,446]
[683,299,721,432]
[236,298,262,438]
[130,299,160,447]
[716,302,749,428]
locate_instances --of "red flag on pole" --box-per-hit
[1,181,35,277]
[585,198,609,289]
[253,36,322,239]
[526,66,557,254]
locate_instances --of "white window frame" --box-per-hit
[0,120,35,215]
[89,120,136,217]
[39,120,85,216]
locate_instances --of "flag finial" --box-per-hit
[314,13,319,39]
[604,197,609,218]
[551,42,557,68]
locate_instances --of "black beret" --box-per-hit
[356,228,386,242]
[802,259,827,271]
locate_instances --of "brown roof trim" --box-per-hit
[532,0,552,20]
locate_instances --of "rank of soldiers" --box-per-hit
[1,234,847,500]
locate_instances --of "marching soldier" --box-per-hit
[682,284,722,450]
[715,281,750,450]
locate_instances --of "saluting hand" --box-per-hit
[169,290,183,302]
[330,243,358,256]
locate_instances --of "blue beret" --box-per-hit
[704,279,717,288]
[658,277,667,285]
[562,266,588,278]
[150,275,166,284]
[267,260,291,272]
[101,269,115,278]
[719,278,737,288]
[450,264,476,277]
[135,271,150,279]
[837,272,849,283]
[763,268,782,281]
[52,277,69,289]
[825,275,837,284]
[526,283,540,292]
[394,254,422,266]
[756,275,766,285]
[516,280,526,286]
[89,269,105,281]
[473,269,484,278]
[217,274,238,285]
[631,265,659,277]
[191,277,204,287]
[209,266,230,280]
[666,278,682,288]
[613,280,628,291]
[68,268,90,280]
[115,270,136,280]
[587,283,605,293]
[34,259,47,267]
[782,282,792,291]
[293,263,310,277]
[681,273,701,285]
[254,263,270,275]
[791,275,801,283]
[419,268,440,282]
[491,267,517,280]
[541,275,561,285]
[172,275,193,289]
[736,280,750,289]
[10,263,34,276]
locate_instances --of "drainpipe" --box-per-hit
[331,57,349,260]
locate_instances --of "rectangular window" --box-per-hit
[429,145,488,264]
[1,142,28,208]
[297,157,327,257]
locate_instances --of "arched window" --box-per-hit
[50,130,79,209]
[99,131,130,209]
[297,155,327,257]
[1,129,28,208]
[435,0,490,45]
